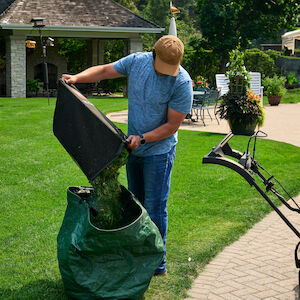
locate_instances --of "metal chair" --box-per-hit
[192,89,220,126]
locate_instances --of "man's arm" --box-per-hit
[62,63,124,84]
[127,107,186,151]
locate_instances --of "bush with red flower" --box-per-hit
[193,75,209,90]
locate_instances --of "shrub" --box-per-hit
[244,48,279,78]
[262,75,287,97]
[26,79,43,95]
[265,49,283,61]
[287,73,298,85]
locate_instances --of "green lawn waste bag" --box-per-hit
[57,185,164,300]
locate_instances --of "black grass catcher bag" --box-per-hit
[53,80,164,299]
[53,80,128,181]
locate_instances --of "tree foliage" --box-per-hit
[58,39,87,73]
[182,37,220,85]
[196,0,300,71]
[113,0,139,13]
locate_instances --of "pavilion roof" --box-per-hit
[0,0,160,29]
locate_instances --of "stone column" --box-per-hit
[89,39,105,66]
[6,35,26,98]
[129,37,143,54]
[98,40,104,65]
[91,39,98,66]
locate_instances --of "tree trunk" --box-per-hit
[219,56,227,73]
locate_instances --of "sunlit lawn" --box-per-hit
[0,97,299,299]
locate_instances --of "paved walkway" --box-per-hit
[107,103,300,299]
[107,103,300,148]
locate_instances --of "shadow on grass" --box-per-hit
[197,131,227,138]
[0,279,67,300]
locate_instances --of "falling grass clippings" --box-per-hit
[90,147,129,229]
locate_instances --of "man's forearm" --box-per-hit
[126,106,187,151]
[64,63,123,83]
[126,121,181,151]
[143,122,179,143]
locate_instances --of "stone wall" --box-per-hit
[6,35,26,98]
[276,57,300,81]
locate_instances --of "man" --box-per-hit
[62,35,193,276]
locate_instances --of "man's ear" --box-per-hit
[152,48,156,60]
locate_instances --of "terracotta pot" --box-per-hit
[228,119,257,136]
[267,96,281,106]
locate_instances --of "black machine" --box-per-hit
[202,132,300,284]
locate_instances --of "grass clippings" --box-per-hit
[90,147,129,229]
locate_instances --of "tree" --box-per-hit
[58,39,87,73]
[113,0,139,13]
[144,0,169,29]
[183,37,220,85]
[196,0,300,72]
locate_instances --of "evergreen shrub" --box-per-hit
[244,48,279,78]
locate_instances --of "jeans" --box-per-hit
[126,146,176,275]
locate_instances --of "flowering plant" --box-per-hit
[218,88,265,128]
[192,75,209,90]
[246,89,262,105]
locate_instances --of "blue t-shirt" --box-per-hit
[113,52,193,157]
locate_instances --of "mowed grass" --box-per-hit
[0,97,300,299]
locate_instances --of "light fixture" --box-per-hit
[25,40,36,48]
[30,17,51,105]
[46,37,54,47]
[30,17,45,28]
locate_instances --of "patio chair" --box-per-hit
[186,87,209,123]
[192,89,220,126]
[216,72,264,106]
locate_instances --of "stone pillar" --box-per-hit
[98,40,104,65]
[6,35,26,98]
[91,39,98,66]
[129,37,143,54]
[90,39,105,66]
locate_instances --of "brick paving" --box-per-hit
[186,197,300,300]
[108,103,300,299]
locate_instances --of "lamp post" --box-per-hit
[31,17,54,105]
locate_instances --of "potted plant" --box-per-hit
[262,75,286,106]
[218,47,265,135]
[218,89,265,135]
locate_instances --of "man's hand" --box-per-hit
[62,74,78,84]
[126,135,141,151]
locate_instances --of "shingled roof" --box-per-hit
[0,0,160,29]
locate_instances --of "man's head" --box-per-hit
[153,35,184,77]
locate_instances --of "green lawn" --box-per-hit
[0,97,300,299]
